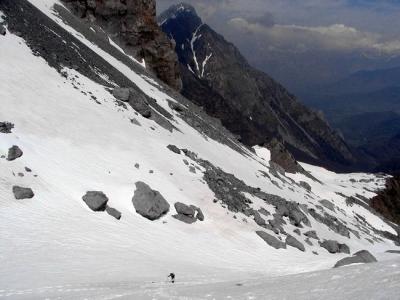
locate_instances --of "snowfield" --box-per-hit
[0,0,399,298]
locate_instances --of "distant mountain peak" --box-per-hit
[158,2,201,27]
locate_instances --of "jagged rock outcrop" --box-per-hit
[159,3,355,171]
[63,0,182,90]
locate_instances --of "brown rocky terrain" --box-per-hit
[63,0,182,90]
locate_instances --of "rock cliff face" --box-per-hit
[63,0,182,90]
[159,3,355,171]
[371,176,400,225]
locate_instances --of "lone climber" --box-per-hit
[168,272,175,283]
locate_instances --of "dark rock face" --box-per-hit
[0,25,6,35]
[334,250,377,268]
[132,181,170,220]
[319,240,350,254]
[12,186,34,199]
[7,145,23,161]
[371,176,400,225]
[256,231,286,249]
[82,191,109,211]
[0,122,14,133]
[286,235,305,252]
[106,206,122,220]
[63,0,182,90]
[160,4,355,171]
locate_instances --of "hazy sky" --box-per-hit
[157,0,400,91]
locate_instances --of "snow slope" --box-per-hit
[0,0,399,297]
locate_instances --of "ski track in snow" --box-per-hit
[0,1,399,298]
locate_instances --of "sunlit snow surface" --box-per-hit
[0,1,399,298]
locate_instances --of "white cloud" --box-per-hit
[228,18,400,55]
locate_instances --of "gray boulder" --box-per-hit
[12,186,34,199]
[334,250,377,268]
[256,231,286,249]
[286,235,305,252]
[293,229,301,235]
[113,88,130,102]
[82,191,109,211]
[7,145,23,161]
[106,206,122,220]
[167,144,181,155]
[319,240,350,254]
[173,202,205,223]
[132,182,170,220]
[0,122,14,133]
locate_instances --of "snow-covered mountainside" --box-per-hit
[0,0,399,297]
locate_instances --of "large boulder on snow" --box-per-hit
[173,202,204,223]
[256,231,286,249]
[12,186,34,199]
[82,191,109,211]
[7,145,23,161]
[132,182,170,220]
[319,240,350,254]
[0,122,14,133]
[286,235,305,252]
[334,250,377,268]
[113,87,130,102]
